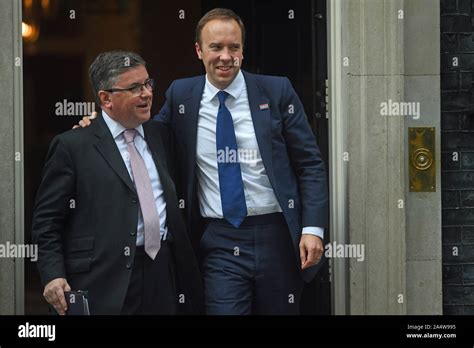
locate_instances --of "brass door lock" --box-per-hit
[409,128,436,192]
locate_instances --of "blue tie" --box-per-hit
[216,91,247,227]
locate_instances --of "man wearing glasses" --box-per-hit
[32,51,204,315]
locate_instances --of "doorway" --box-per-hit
[23,0,330,314]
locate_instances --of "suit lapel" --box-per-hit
[242,71,277,189]
[185,76,206,205]
[143,122,173,190]
[143,123,180,224]
[93,116,136,194]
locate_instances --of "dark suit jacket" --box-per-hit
[155,70,329,282]
[32,115,204,314]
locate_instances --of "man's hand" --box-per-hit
[72,111,97,129]
[299,234,324,270]
[43,278,71,315]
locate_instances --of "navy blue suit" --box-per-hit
[155,70,328,312]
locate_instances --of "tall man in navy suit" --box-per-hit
[156,8,328,315]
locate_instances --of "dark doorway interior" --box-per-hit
[24,0,329,315]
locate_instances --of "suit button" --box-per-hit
[131,199,137,204]
[126,262,131,269]
[130,230,136,236]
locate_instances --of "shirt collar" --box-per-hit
[101,110,145,139]
[204,69,245,102]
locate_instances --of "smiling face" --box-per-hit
[98,65,152,129]
[195,18,243,90]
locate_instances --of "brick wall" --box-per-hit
[441,0,474,315]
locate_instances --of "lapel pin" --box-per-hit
[259,103,269,110]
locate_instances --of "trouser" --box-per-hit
[121,241,176,315]
[199,213,304,315]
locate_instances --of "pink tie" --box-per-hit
[123,129,161,260]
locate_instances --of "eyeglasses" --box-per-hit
[105,78,155,95]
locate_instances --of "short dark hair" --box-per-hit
[88,50,146,106]
[195,8,245,48]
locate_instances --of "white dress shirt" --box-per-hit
[195,71,323,238]
[102,111,168,244]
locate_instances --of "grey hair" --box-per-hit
[88,50,146,106]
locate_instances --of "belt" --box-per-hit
[205,212,285,227]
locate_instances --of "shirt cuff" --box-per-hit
[302,226,324,239]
